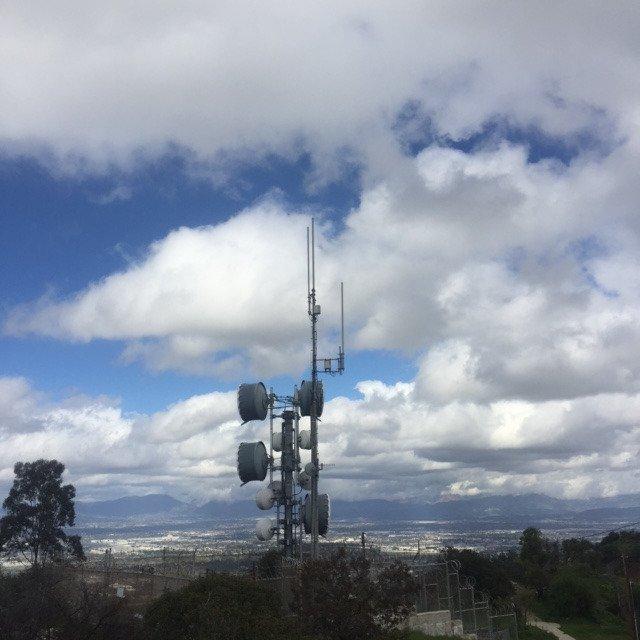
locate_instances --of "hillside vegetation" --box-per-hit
[1,526,638,639]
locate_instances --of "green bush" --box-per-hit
[385,633,450,640]
[545,567,600,620]
[256,549,282,578]
[560,613,627,640]
[520,626,557,640]
[291,549,418,640]
[444,547,516,600]
[144,573,298,640]
[0,566,142,640]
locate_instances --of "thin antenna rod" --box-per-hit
[306,227,310,298]
[268,391,274,485]
[311,218,316,291]
[341,281,345,360]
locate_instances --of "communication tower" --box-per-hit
[234,219,344,559]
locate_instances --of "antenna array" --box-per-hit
[234,218,345,559]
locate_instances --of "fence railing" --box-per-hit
[77,545,519,638]
[393,555,519,640]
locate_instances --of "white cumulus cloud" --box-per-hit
[0,376,638,502]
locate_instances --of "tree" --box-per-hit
[445,547,516,601]
[546,567,601,620]
[519,527,559,598]
[145,572,299,640]
[374,559,421,630]
[0,565,142,640]
[256,548,283,578]
[561,537,597,568]
[291,549,418,640]
[598,530,640,567]
[0,459,84,565]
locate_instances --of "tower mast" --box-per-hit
[307,218,344,558]
[308,220,320,557]
[235,218,344,560]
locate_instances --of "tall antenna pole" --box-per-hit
[340,281,345,371]
[281,410,296,558]
[309,219,320,558]
[234,218,344,560]
[306,228,311,313]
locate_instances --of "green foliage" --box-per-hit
[545,567,600,620]
[0,459,84,565]
[559,613,628,640]
[561,537,597,567]
[514,525,640,635]
[520,626,557,640]
[519,527,559,597]
[0,566,142,640]
[598,530,640,567]
[147,551,418,640]
[444,547,516,600]
[386,633,450,640]
[520,528,546,566]
[145,572,298,640]
[256,548,282,578]
[291,549,418,640]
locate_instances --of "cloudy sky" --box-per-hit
[1,1,640,503]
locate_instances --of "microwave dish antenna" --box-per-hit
[232,217,345,559]
[238,382,269,423]
[299,380,324,417]
[303,493,330,536]
[256,517,277,541]
[237,441,269,483]
[255,486,277,510]
[271,432,283,452]
[298,429,312,450]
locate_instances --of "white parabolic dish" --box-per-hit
[255,486,276,510]
[256,517,276,541]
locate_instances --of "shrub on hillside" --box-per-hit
[256,548,283,578]
[144,572,300,640]
[519,528,560,598]
[291,549,418,640]
[561,537,597,568]
[445,547,516,601]
[545,567,600,620]
[0,566,141,640]
[598,530,640,567]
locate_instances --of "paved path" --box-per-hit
[530,618,577,640]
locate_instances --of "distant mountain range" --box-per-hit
[76,494,187,519]
[75,492,640,525]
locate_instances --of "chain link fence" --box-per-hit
[365,549,519,639]
[74,544,519,638]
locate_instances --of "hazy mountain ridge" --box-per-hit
[76,493,188,519]
[75,492,640,524]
